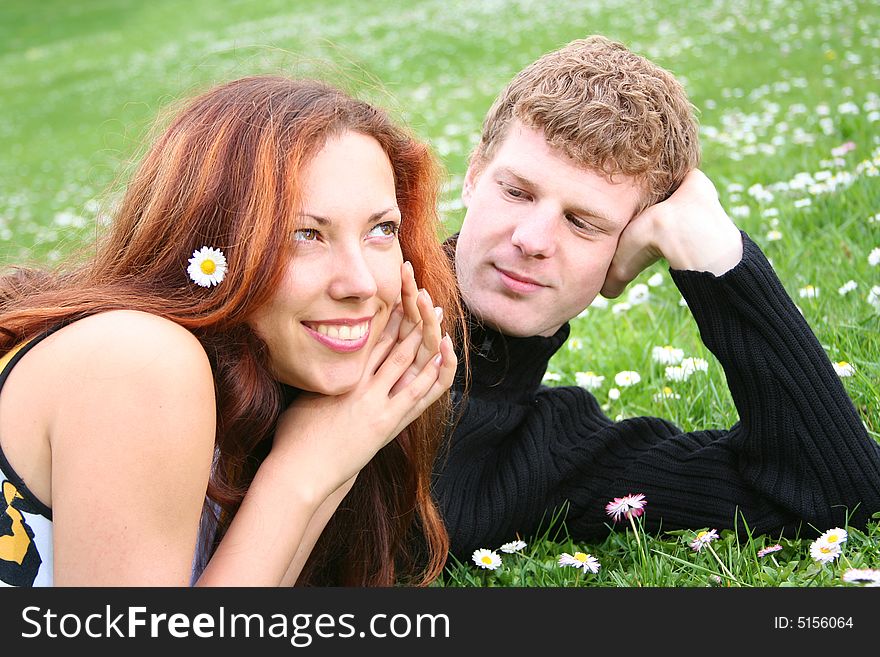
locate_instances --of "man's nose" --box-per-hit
[510,206,558,258]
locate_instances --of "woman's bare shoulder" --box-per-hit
[43,310,210,379]
[33,310,216,426]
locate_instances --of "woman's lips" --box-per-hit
[301,317,371,353]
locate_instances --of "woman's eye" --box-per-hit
[292,228,320,242]
[368,221,399,238]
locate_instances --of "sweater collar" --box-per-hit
[462,311,570,398]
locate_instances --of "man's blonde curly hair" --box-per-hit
[474,35,700,208]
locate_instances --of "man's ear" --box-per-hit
[461,158,482,207]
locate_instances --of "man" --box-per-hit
[433,35,880,558]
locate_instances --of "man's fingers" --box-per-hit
[601,212,662,298]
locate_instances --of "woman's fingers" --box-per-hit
[399,261,421,339]
[367,302,405,375]
[386,334,456,435]
[372,319,425,388]
[389,288,443,395]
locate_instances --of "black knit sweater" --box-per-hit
[433,233,880,558]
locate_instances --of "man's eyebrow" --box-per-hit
[496,166,619,227]
[297,207,400,224]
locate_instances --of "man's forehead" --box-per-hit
[484,134,644,225]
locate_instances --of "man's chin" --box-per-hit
[470,306,560,338]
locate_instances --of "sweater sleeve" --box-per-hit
[436,233,880,558]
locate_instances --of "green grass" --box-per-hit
[2,0,878,586]
[437,507,880,587]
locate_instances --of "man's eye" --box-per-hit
[368,221,400,238]
[566,213,598,233]
[292,228,320,241]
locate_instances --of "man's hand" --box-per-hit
[601,169,744,298]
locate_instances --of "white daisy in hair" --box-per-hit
[188,246,227,287]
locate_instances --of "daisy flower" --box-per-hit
[869,247,880,267]
[558,552,600,574]
[841,568,880,586]
[187,246,227,287]
[757,544,783,558]
[608,388,621,401]
[612,302,632,315]
[627,283,650,305]
[817,527,848,546]
[798,284,819,298]
[575,371,605,390]
[614,370,641,387]
[653,386,681,402]
[665,365,691,382]
[690,529,719,552]
[809,540,841,564]
[837,280,857,295]
[471,548,502,570]
[832,361,855,377]
[681,357,709,374]
[590,296,609,309]
[605,493,648,522]
[652,345,684,365]
[567,337,584,351]
[766,229,783,241]
[869,285,880,310]
[542,372,562,383]
[499,540,527,554]
[647,272,664,287]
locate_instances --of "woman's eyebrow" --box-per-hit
[297,207,400,224]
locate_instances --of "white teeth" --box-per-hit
[311,321,368,340]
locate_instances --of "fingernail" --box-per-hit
[433,353,443,367]
[434,306,443,321]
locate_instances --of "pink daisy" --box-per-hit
[690,529,719,552]
[605,493,648,522]
[757,544,783,558]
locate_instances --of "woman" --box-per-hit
[0,76,463,586]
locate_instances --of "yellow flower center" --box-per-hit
[836,362,849,368]
[827,534,840,543]
[480,555,493,565]
[662,386,673,395]
[573,552,588,562]
[820,546,833,554]
[697,531,708,539]
[200,259,216,275]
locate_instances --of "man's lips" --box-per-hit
[301,316,372,352]
[494,265,548,293]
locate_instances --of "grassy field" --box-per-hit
[1,0,878,587]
